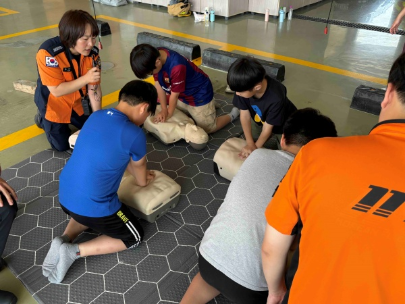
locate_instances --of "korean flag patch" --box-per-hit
[46,56,59,67]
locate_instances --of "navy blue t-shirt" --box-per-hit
[233,75,297,134]
[59,109,146,217]
[153,48,213,106]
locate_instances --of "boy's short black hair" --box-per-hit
[59,10,99,49]
[388,52,405,105]
[130,44,161,79]
[227,57,266,92]
[283,108,337,146]
[118,80,158,115]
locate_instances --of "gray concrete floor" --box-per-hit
[296,0,405,30]
[0,0,404,302]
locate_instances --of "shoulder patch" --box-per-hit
[46,57,59,67]
[52,45,64,53]
[39,36,65,56]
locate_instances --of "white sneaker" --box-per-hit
[225,85,234,94]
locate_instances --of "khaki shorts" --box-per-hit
[176,99,217,133]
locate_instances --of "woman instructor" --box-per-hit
[34,10,102,151]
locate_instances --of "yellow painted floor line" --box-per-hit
[0,74,157,152]
[0,90,120,152]
[0,6,19,17]
[0,15,387,84]
[0,16,387,151]
[98,15,227,48]
[0,24,57,40]
[229,46,387,85]
[99,15,387,85]
[0,126,44,152]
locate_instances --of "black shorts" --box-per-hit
[199,254,268,304]
[60,203,144,248]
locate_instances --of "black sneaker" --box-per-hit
[0,290,17,304]
[0,258,5,271]
[34,111,43,129]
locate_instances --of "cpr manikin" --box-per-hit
[118,170,181,222]
[143,105,209,150]
[68,132,181,222]
[213,137,247,181]
[69,131,80,149]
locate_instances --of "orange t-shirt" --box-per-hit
[36,38,100,123]
[265,121,405,304]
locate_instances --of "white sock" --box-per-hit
[42,234,70,277]
[48,243,80,284]
[228,107,240,122]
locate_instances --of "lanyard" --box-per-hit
[64,50,85,98]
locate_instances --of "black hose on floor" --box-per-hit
[294,14,405,36]
[324,0,334,34]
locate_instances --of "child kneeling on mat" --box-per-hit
[180,108,337,304]
[228,57,297,158]
[42,80,157,284]
[130,44,240,134]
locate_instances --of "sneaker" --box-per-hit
[225,85,235,94]
[34,110,43,129]
[0,290,17,304]
[0,258,6,271]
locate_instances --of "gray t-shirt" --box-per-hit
[200,149,294,291]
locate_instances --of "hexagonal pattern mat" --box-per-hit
[1,93,239,304]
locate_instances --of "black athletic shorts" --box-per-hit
[199,254,268,304]
[60,203,144,248]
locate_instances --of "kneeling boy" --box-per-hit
[228,57,297,158]
[180,108,337,304]
[130,44,240,134]
[42,80,157,283]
